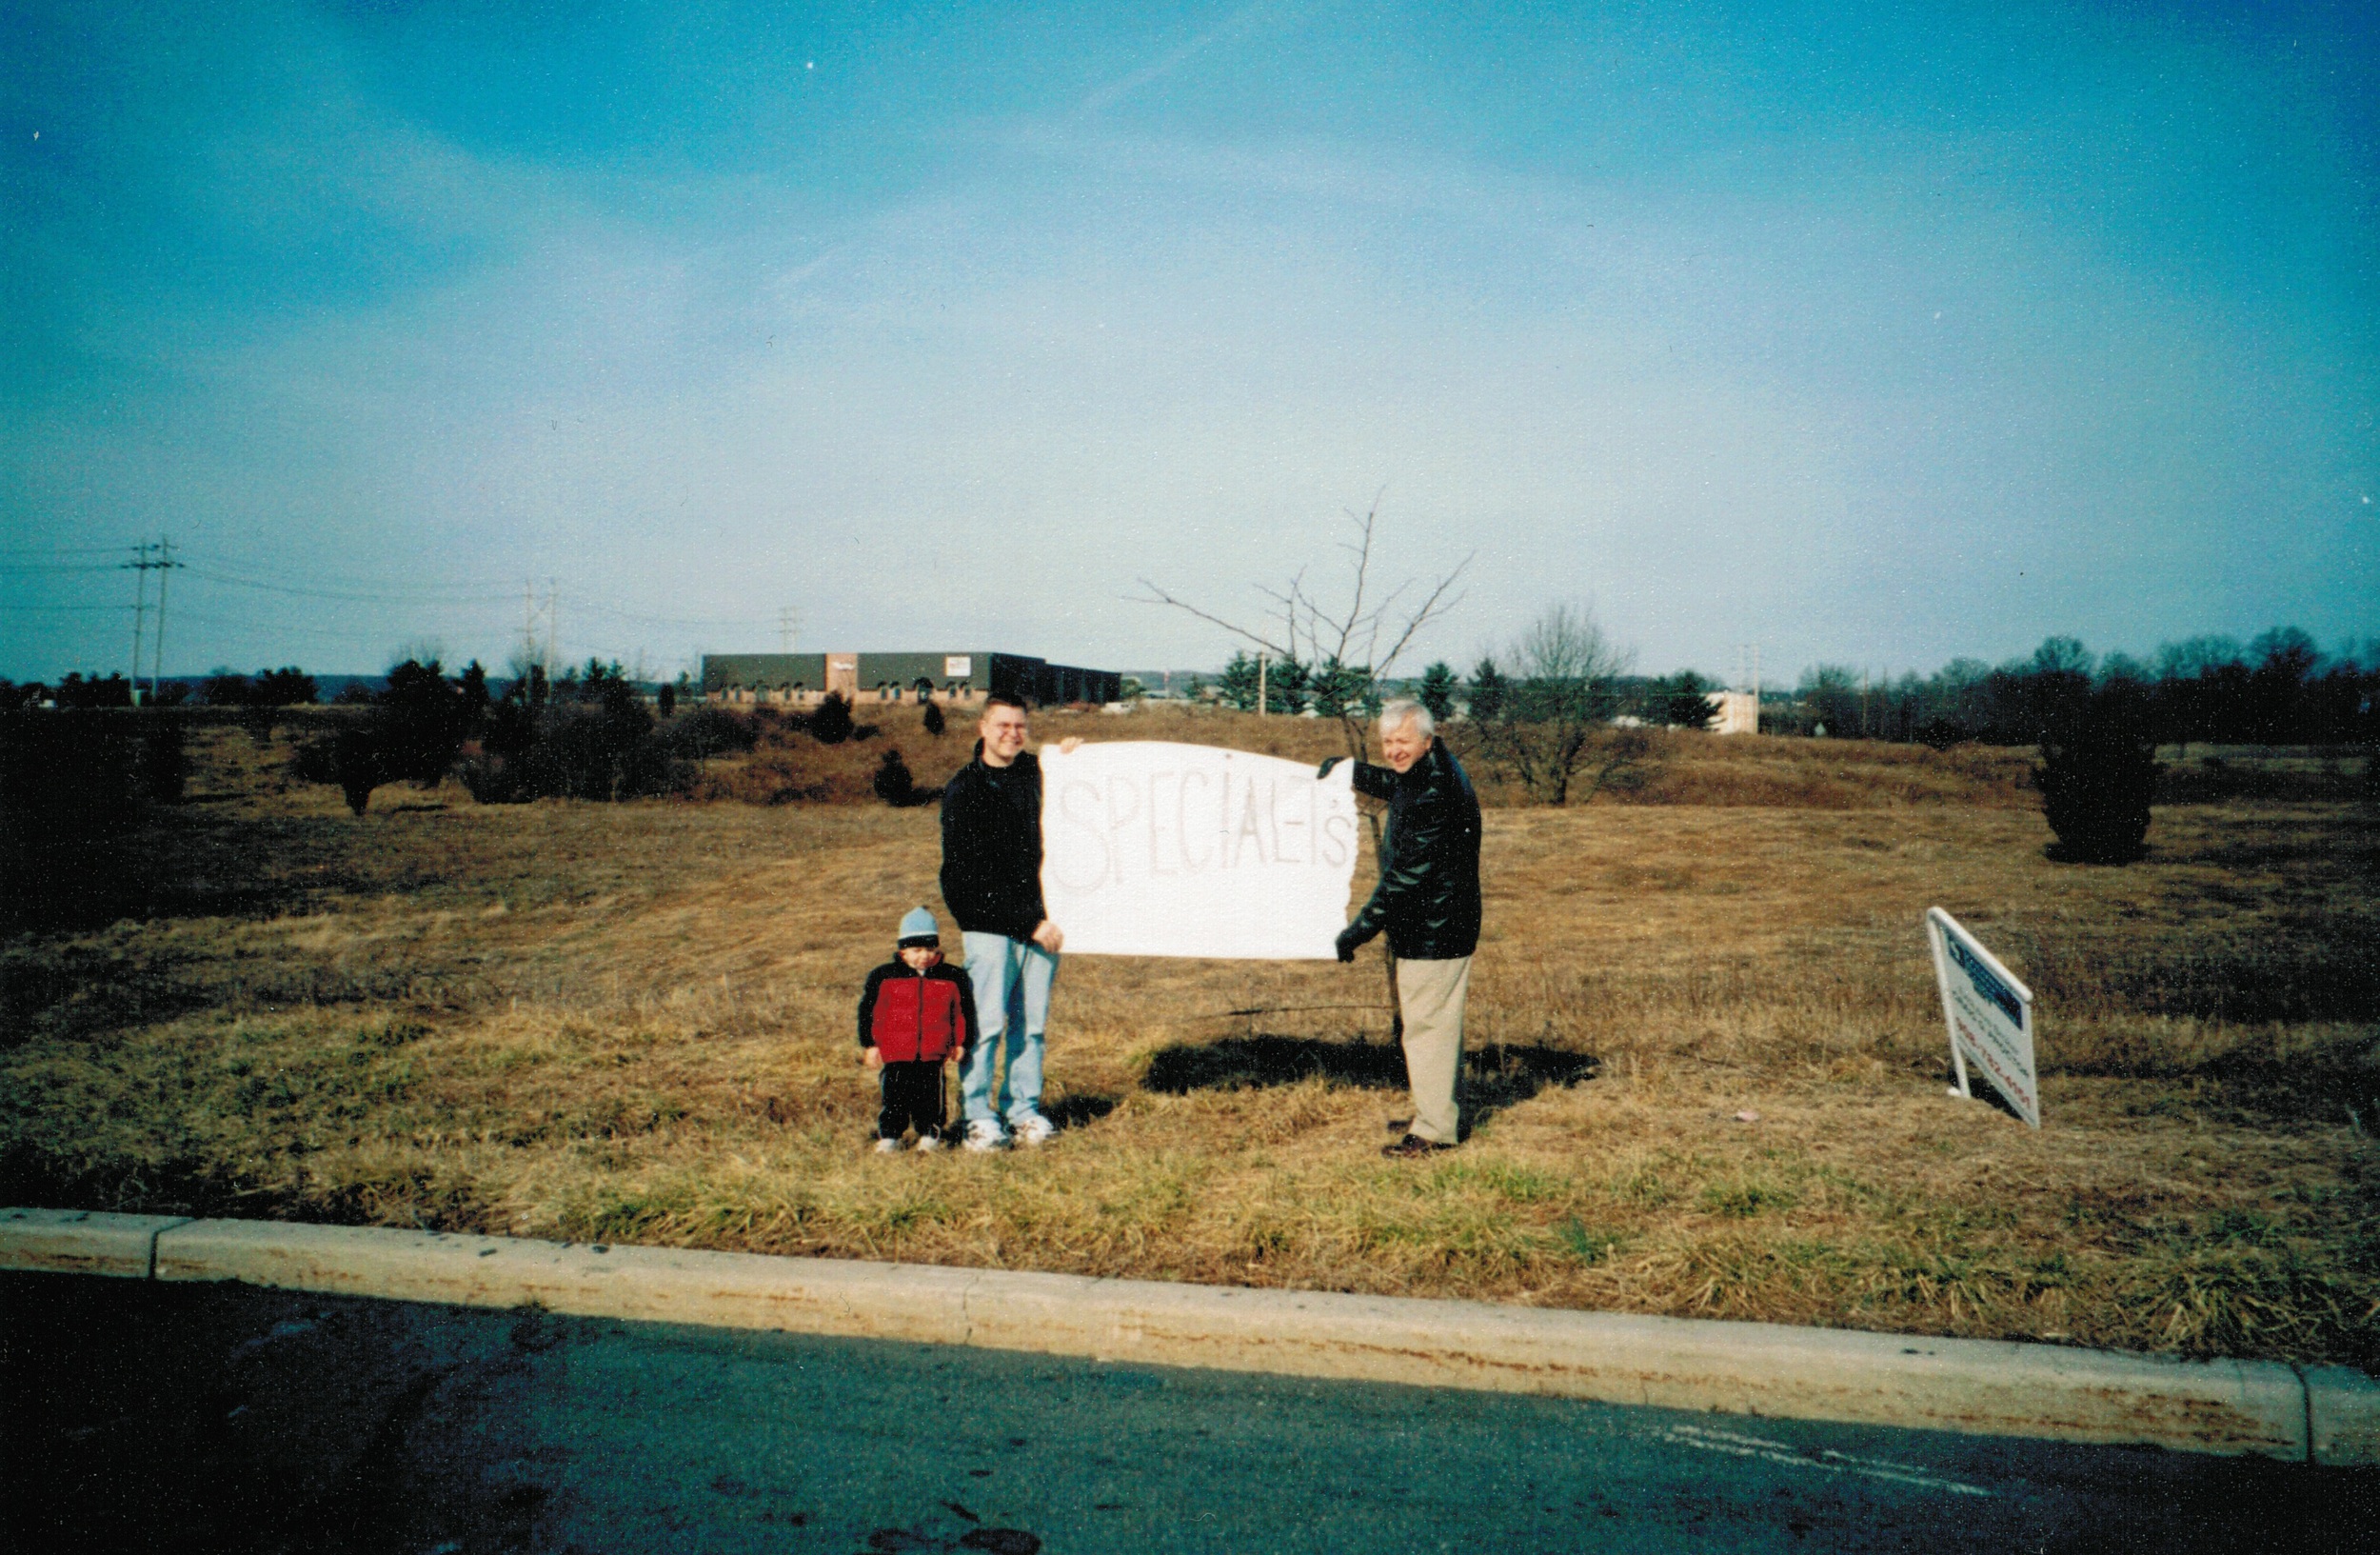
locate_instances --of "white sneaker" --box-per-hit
[873,1136,904,1154]
[1010,1112,1055,1146]
[913,1133,945,1153]
[962,1120,1008,1152]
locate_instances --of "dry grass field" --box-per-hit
[682,702,2047,810]
[4,713,2374,1366]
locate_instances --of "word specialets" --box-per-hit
[1041,742,1359,959]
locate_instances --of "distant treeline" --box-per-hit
[0,664,689,711]
[1774,629,2374,748]
[1220,628,2377,751]
[2,668,334,709]
[7,625,2370,750]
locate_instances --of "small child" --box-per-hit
[857,907,979,1151]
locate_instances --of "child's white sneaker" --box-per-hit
[1010,1112,1055,1146]
[962,1120,1008,1152]
[873,1136,904,1153]
[913,1132,945,1152]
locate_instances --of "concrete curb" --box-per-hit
[5,1207,2370,1465]
[0,1208,189,1278]
[2305,1366,2380,1467]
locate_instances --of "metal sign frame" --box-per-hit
[1924,907,2041,1128]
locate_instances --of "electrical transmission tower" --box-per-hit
[779,608,799,652]
[123,538,183,704]
[522,579,562,679]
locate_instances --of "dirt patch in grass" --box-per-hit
[2,725,2373,1366]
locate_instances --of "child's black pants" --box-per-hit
[877,1059,945,1140]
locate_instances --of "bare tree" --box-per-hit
[1137,496,1469,1036]
[1137,496,1468,764]
[1473,603,1643,805]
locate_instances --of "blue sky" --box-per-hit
[4,0,2373,685]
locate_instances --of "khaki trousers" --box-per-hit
[1396,955,1472,1145]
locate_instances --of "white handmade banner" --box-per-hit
[1041,741,1359,959]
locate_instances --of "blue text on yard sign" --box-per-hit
[1945,935,2023,1027]
[1924,907,2040,1128]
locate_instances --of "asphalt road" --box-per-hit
[2,1272,2369,1554]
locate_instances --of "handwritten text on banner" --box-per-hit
[1040,742,1359,959]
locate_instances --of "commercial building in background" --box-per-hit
[1705,689,1759,735]
[700,651,1121,709]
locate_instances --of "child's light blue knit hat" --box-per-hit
[897,906,941,945]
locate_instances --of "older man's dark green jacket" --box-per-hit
[1335,737,1481,962]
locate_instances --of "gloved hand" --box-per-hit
[1317,755,1344,779]
[1334,926,1362,963]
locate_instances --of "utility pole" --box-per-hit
[523,579,564,680]
[126,542,154,697]
[151,537,180,699]
[1258,651,1269,717]
[122,541,181,703]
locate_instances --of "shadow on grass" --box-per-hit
[0,1141,476,1228]
[1045,1093,1119,1132]
[4,811,424,936]
[2044,840,2150,866]
[2095,1055,2380,1131]
[1141,1033,1599,1120]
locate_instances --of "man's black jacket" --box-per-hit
[939,742,1046,942]
[1342,737,1481,961]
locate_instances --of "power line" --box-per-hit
[0,544,133,559]
[182,563,758,628]
[194,551,524,595]
[181,564,519,606]
[165,608,446,648]
[11,542,776,676]
[572,597,768,630]
[0,603,130,613]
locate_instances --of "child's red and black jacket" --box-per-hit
[856,959,980,1064]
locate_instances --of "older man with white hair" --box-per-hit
[1321,698,1484,1157]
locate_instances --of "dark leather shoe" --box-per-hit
[1380,1133,1455,1158]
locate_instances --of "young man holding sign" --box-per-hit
[940,694,1075,1150]
[1323,699,1483,1157]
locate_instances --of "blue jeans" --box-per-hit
[959,931,1059,1126]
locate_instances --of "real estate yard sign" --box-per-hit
[1041,742,1359,959]
[1925,907,2040,1127]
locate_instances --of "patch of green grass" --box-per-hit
[1555,1219,1627,1265]
[1432,1159,1569,1204]
[1896,1200,2021,1238]
[2122,1244,2377,1360]
[1696,1176,1800,1219]
[1350,1201,1548,1275]
[1601,1162,1680,1208]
